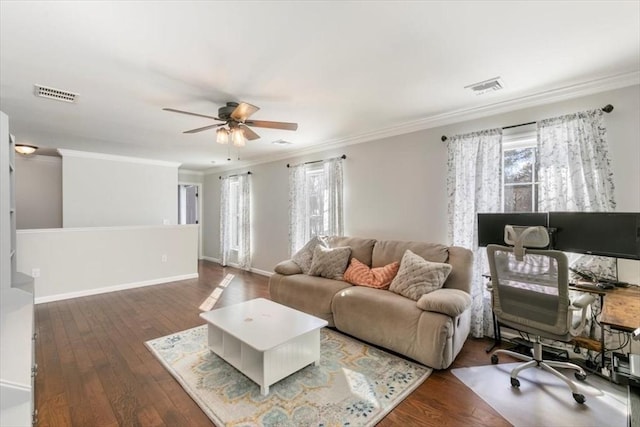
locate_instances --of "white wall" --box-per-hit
[178,169,205,184]
[15,155,62,229]
[16,225,198,302]
[60,150,180,227]
[202,85,640,282]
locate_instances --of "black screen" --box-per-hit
[549,212,640,260]
[477,212,548,247]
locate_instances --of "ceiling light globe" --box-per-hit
[216,128,229,144]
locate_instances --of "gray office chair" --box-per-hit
[488,225,595,404]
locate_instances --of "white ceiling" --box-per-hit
[1,1,639,171]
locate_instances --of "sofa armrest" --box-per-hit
[416,288,471,317]
[274,260,303,275]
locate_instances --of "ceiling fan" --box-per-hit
[163,101,298,146]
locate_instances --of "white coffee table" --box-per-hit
[199,298,328,395]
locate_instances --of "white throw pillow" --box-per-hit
[291,236,328,274]
[308,246,352,280]
[389,250,452,301]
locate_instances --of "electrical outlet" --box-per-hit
[161,254,167,263]
[32,268,40,278]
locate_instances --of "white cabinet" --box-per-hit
[0,111,36,425]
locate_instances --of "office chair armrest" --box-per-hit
[416,289,472,317]
[570,293,596,310]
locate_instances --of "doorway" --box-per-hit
[178,183,203,258]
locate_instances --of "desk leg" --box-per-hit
[599,294,606,370]
[486,313,501,353]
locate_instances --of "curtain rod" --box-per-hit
[286,154,346,168]
[440,104,614,142]
[219,171,252,180]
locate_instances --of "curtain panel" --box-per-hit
[288,158,344,256]
[537,109,617,327]
[446,129,503,338]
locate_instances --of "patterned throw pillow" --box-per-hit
[308,246,352,280]
[389,250,452,301]
[291,236,328,274]
[343,258,400,289]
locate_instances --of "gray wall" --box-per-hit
[15,155,62,229]
[202,85,640,275]
[61,152,179,227]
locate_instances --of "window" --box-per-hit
[502,135,539,212]
[289,158,344,254]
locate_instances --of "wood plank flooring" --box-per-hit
[35,261,512,426]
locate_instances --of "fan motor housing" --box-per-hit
[218,102,239,120]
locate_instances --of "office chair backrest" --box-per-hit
[487,242,571,337]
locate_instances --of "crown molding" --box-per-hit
[204,71,639,174]
[178,169,204,176]
[57,149,181,168]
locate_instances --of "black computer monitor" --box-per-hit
[548,212,640,260]
[477,212,548,247]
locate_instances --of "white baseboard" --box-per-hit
[250,267,273,277]
[34,273,199,304]
[200,257,273,277]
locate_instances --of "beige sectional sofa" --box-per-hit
[269,236,474,369]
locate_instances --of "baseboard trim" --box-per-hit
[250,267,273,277]
[34,273,199,304]
[200,257,272,277]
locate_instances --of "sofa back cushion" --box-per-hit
[372,240,473,294]
[372,240,448,267]
[328,236,377,266]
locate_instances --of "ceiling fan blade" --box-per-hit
[231,102,260,122]
[244,119,298,131]
[183,123,225,134]
[239,124,260,140]
[163,108,221,121]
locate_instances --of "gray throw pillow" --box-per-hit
[291,236,328,274]
[389,250,452,301]
[308,246,352,280]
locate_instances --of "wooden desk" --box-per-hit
[600,286,640,332]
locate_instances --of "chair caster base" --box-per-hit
[510,377,520,388]
[573,393,585,404]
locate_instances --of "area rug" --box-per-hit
[452,362,627,427]
[146,326,431,426]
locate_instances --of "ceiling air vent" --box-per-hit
[33,84,79,103]
[464,77,505,95]
[272,139,293,145]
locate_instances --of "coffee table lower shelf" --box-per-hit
[206,324,321,395]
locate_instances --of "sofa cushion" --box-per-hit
[292,235,328,274]
[389,250,452,301]
[328,236,377,266]
[308,246,352,280]
[343,258,400,289]
[416,288,472,317]
[372,240,448,267]
[274,260,303,275]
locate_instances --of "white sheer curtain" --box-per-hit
[220,174,251,270]
[447,129,503,338]
[537,109,617,279]
[537,109,616,212]
[289,157,344,256]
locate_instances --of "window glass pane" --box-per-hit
[504,184,533,212]
[504,148,534,184]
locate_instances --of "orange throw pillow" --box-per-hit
[343,258,400,289]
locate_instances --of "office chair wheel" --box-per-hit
[491,354,499,364]
[573,393,585,404]
[510,377,520,388]
[574,372,587,381]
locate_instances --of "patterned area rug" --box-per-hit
[146,326,431,426]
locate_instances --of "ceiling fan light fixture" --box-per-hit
[216,128,229,144]
[231,128,245,147]
[15,144,38,155]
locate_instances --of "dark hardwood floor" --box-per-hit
[35,260,512,427]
